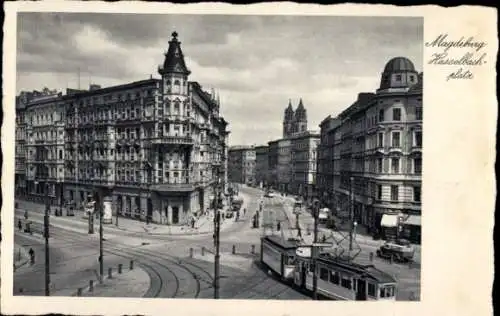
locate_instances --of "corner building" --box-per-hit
[321,57,422,243]
[15,32,229,225]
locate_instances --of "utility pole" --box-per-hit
[44,185,51,296]
[312,198,319,300]
[98,189,104,283]
[213,172,221,299]
[349,176,354,252]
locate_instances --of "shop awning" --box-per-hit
[404,215,421,226]
[381,214,399,227]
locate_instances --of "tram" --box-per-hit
[260,236,307,281]
[293,252,398,301]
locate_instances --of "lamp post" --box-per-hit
[212,169,222,299]
[36,180,51,296]
[349,176,354,252]
[312,198,320,300]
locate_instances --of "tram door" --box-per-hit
[300,262,307,288]
[355,278,367,301]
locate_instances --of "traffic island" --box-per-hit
[76,265,150,297]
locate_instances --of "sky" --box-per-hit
[16,13,423,146]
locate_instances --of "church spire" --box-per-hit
[295,98,306,120]
[159,31,191,76]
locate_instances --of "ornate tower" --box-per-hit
[283,99,294,138]
[294,98,307,133]
[156,31,193,186]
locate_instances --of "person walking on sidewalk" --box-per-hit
[297,226,302,239]
[18,219,23,231]
[29,248,35,265]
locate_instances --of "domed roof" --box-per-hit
[383,57,415,73]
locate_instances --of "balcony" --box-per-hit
[151,136,194,146]
[410,145,422,154]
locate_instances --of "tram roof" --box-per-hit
[262,235,302,249]
[316,253,397,284]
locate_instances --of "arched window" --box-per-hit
[173,80,181,94]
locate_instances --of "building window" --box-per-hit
[377,184,382,200]
[391,157,400,173]
[392,131,401,147]
[390,185,398,201]
[377,133,384,147]
[414,131,422,147]
[414,157,422,174]
[413,186,421,202]
[378,109,385,122]
[393,108,401,121]
[395,74,402,81]
[416,107,423,120]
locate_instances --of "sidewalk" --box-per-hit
[16,197,243,237]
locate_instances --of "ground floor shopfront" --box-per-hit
[332,190,421,244]
[59,183,216,226]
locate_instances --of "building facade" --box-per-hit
[277,138,292,192]
[324,57,422,243]
[15,31,229,225]
[267,140,279,189]
[290,131,320,201]
[316,116,341,208]
[228,146,256,185]
[254,145,269,188]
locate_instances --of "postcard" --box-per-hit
[1,2,496,316]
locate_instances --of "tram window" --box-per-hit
[286,255,296,265]
[329,271,340,285]
[308,263,315,273]
[341,277,352,290]
[319,268,329,281]
[380,286,394,298]
[367,283,376,297]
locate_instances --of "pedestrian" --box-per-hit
[24,210,29,220]
[297,227,302,239]
[322,235,326,243]
[243,208,246,216]
[18,219,22,231]
[29,248,35,265]
[277,221,281,231]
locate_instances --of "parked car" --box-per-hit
[264,190,276,198]
[376,239,415,262]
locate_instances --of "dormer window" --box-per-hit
[395,74,402,81]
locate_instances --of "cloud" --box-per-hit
[16,13,423,146]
